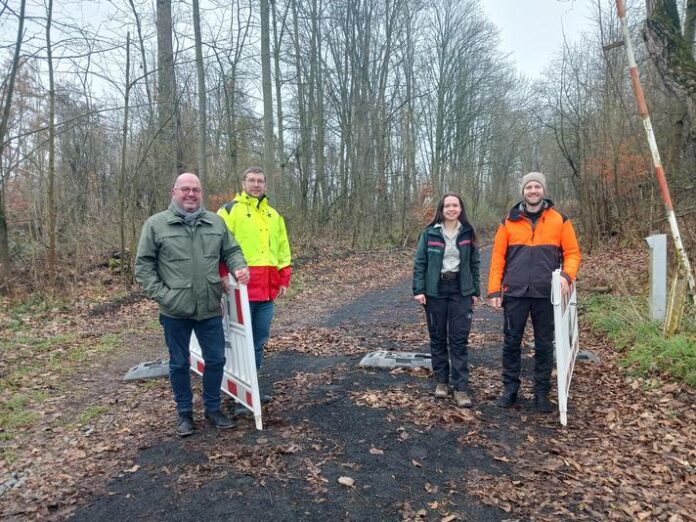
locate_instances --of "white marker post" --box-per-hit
[552,270,579,426]
[645,234,667,322]
[190,276,263,430]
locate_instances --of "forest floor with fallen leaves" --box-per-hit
[0,244,694,521]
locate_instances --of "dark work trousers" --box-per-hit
[424,278,474,391]
[502,296,555,396]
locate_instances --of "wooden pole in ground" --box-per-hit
[614,0,696,307]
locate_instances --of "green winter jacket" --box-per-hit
[412,223,481,298]
[135,204,247,320]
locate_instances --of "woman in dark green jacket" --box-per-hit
[413,193,480,408]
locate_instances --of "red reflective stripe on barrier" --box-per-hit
[227,380,238,396]
[197,360,205,373]
[246,391,252,406]
[235,290,244,325]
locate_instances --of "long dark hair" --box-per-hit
[429,192,477,244]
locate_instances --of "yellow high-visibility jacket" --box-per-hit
[218,191,292,301]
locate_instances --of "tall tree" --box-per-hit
[120,33,132,285]
[0,0,26,290]
[46,0,57,281]
[192,0,208,188]
[156,0,178,197]
[643,0,696,178]
[271,0,287,184]
[260,0,275,178]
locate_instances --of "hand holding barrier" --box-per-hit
[552,269,579,426]
[190,276,263,430]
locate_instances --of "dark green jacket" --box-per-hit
[135,205,247,320]
[412,224,480,298]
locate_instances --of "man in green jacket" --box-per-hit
[135,172,250,437]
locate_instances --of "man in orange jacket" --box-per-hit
[488,172,581,413]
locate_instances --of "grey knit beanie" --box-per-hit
[520,172,546,194]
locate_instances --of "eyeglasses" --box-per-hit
[175,187,202,194]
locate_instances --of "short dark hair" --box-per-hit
[242,167,265,181]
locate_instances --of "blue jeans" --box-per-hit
[160,315,226,414]
[249,301,274,369]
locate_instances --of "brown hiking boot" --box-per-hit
[434,383,449,398]
[453,391,472,408]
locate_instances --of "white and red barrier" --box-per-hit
[190,276,263,430]
[552,269,579,427]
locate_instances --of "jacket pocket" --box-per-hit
[160,285,195,317]
[160,231,192,261]
[200,230,224,259]
[206,273,223,313]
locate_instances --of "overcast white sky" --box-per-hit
[480,0,594,79]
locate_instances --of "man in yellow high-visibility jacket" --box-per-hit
[218,167,292,371]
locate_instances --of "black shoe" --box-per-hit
[496,392,517,408]
[234,406,253,418]
[176,413,194,437]
[205,410,236,429]
[261,393,273,405]
[534,395,554,414]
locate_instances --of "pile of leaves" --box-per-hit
[352,384,480,429]
[578,245,648,294]
[266,328,366,357]
[266,365,350,414]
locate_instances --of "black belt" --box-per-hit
[440,271,459,280]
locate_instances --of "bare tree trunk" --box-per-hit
[192,0,208,189]
[127,0,154,122]
[310,0,326,219]
[291,0,311,218]
[0,0,26,290]
[120,33,132,287]
[643,0,696,176]
[260,0,275,178]
[157,0,178,196]
[46,0,57,283]
[271,0,287,186]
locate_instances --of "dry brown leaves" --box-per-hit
[266,328,365,357]
[351,385,480,429]
[264,365,351,417]
[0,285,170,521]
[1,379,174,520]
[578,245,648,294]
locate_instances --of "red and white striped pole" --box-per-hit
[615,0,696,301]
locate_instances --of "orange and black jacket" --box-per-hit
[487,200,581,299]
